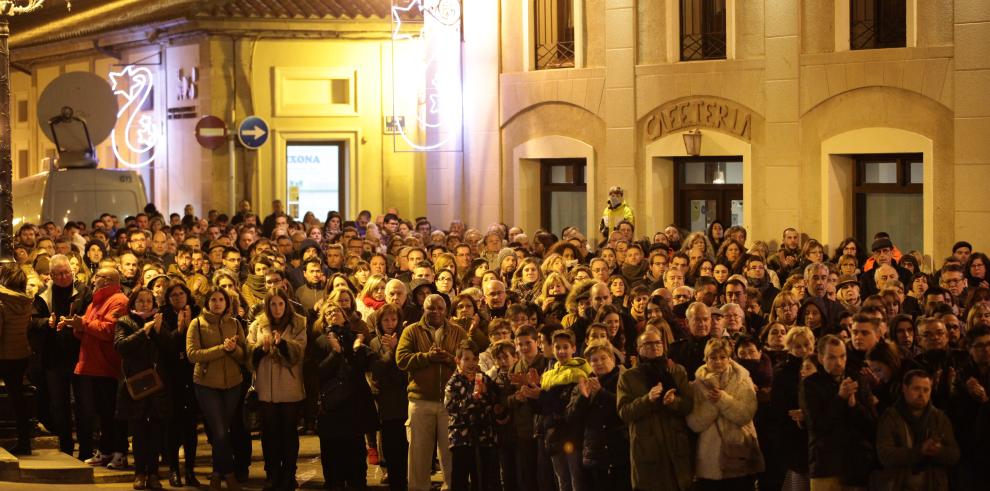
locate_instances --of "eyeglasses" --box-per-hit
[640,341,663,348]
[971,342,990,350]
[920,331,947,339]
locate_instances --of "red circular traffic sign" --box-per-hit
[195,115,228,150]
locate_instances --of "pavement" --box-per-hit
[0,430,445,490]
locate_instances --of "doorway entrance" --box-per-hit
[674,157,743,232]
[284,141,346,221]
[540,158,587,236]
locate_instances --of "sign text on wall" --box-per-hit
[644,98,752,142]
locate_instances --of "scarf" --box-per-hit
[621,261,648,281]
[244,273,267,300]
[363,295,386,311]
[895,398,935,472]
[639,355,677,390]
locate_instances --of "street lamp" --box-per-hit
[0,0,48,261]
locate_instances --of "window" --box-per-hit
[674,158,742,232]
[680,0,726,61]
[854,154,922,253]
[850,0,905,50]
[534,0,575,69]
[286,142,346,221]
[541,159,586,235]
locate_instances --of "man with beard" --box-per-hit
[620,244,648,284]
[876,370,959,489]
[294,259,326,313]
[395,294,467,491]
[127,230,149,260]
[29,255,90,455]
[668,302,712,379]
[617,330,694,491]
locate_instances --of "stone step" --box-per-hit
[15,449,93,484]
[0,448,18,482]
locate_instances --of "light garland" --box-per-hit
[390,0,463,152]
[109,65,160,168]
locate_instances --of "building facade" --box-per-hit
[9,0,990,261]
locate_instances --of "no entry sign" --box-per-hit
[195,115,227,150]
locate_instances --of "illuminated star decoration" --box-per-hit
[390,0,463,151]
[109,65,160,168]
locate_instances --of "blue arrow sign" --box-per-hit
[237,116,269,149]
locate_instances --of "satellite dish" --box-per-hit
[37,71,118,169]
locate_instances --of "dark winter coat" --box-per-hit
[312,328,379,437]
[616,358,695,491]
[566,366,628,470]
[800,369,877,486]
[113,313,170,420]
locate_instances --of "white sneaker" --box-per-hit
[84,451,112,466]
[106,452,129,470]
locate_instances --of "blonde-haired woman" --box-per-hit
[770,326,816,491]
[687,337,762,490]
[356,273,389,320]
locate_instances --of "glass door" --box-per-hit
[675,157,743,232]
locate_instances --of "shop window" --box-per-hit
[854,154,922,253]
[534,0,575,69]
[541,159,586,235]
[680,0,726,61]
[674,157,742,232]
[850,0,905,50]
[285,142,346,221]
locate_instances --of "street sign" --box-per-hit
[195,115,227,150]
[237,116,269,149]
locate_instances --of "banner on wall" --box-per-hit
[390,0,464,152]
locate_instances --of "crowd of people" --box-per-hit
[0,191,988,491]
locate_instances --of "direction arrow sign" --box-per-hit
[237,115,269,149]
[195,115,227,150]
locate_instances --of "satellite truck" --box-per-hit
[13,71,147,230]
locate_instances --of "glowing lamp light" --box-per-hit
[109,65,160,168]
[390,0,464,152]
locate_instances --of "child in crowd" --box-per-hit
[488,340,518,491]
[444,340,501,491]
[566,341,630,490]
[539,329,592,491]
[507,326,552,491]
[478,319,513,374]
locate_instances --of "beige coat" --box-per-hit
[686,359,760,480]
[186,311,247,390]
[247,313,307,403]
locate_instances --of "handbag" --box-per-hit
[125,366,164,400]
[715,419,765,476]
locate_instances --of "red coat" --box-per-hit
[74,284,128,379]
